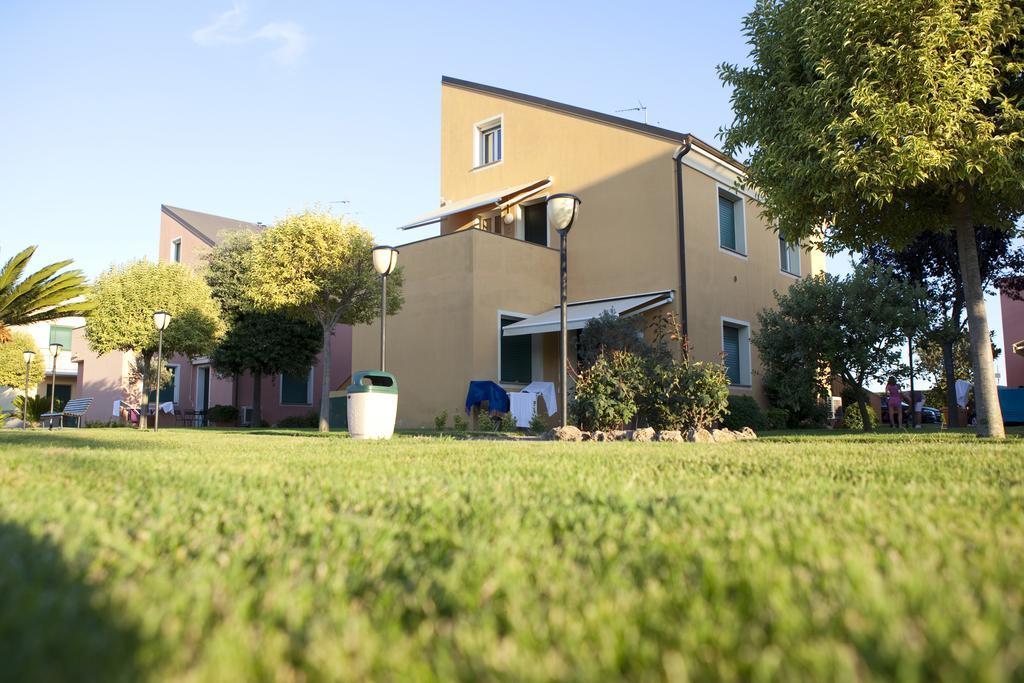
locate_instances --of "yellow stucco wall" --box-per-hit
[353,80,827,426]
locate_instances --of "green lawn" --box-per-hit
[2,429,1023,682]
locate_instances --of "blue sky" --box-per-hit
[0,0,1010,382]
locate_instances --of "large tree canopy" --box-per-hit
[0,331,45,390]
[720,0,1024,437]
[247,210,403,432]
[0,246,91,343]
[86,260,223,428]
[203,231,321,427]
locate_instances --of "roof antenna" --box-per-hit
[615,99,648,125]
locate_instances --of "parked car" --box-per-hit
[880,397,942,425]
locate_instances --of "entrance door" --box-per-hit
[196,366,210,423]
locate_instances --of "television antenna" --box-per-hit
[615,100,648,125]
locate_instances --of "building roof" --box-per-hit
[161,204,262,246]
[441,76,745,171]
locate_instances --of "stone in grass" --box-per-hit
[656,430,684,442]
[739,427,758,440]
[547,425,584,442]
[686,427,714,443]
[608,430,630,441]
[631,427,656,442]
[591,430,609,442]
[711,428,737,443]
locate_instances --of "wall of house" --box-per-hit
[71,326,136,423]
[351,228,560,428]
[158,211,213,265]
[1002,290,1024,387]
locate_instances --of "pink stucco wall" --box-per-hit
[71,326,135,423]
[1002,289,1024,388]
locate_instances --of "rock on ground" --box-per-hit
[686,427,714,443]
[656,430,684,442]
[631,427,656,442]
[711,429,737,443]
[547,426,583,442]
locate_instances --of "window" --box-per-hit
[44,383,72,410]
[522,202,548,246]
[475,117,503,167]
[48,325,73,350]
[281,368,313,405]
[780,238,800,276]
[500,316,532,384]
[722,320,751,386]
[718,189,745,255]
[171,238,181,263]
[148,365,179,404]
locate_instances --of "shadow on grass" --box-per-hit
[0,430,172,452]
[0,523,144,682]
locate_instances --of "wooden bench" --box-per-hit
[41,397,94,429]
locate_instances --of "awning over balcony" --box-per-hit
[1014,340,1024,357]
[502,290,674,337]
[398,177,552,230]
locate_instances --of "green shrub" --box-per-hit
[276,411,319,429]
[640,359,731,432]
[12,395,54,425]
[765,407,789,431]
[722,395,768,432]
[841,404,878,430]
[529,411,547,435]
[571,351,646,431]
[206,404,239,424]
[452,414,468,432]
[434,410,448,432]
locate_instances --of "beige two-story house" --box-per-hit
[351,77,825,428]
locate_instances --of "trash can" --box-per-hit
[346,371,398,439]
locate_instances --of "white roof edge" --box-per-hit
[398,177,552,230]
[503,290,674,337]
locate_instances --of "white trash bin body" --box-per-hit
[346,371,398,439]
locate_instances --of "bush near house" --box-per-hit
[206,404,239,425]
[721,395,768,432]
[841,403,879,431]
[11,395,56,426]
[276,411,319,429]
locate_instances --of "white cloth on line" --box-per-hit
[509,391,538,428]
[955,379,973,408]
[521,381,557,416]
[112,399,121,417]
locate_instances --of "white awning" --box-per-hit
[502,290,674,337]
[398,177,552,230]
[1014,340,1024,357]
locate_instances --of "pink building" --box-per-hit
[73,205,352,426]
[1001,286,1024,388]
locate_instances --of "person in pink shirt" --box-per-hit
[886,376,907,428]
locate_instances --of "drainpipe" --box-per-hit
[673,140,692,343]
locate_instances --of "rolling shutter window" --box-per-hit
[500,317,532,384]
[48,325,73,349]
[723,325,741,385]
[719,194,736,251]
[281,370,311,405]
[148,366,178,404]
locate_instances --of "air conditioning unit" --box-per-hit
[240,406,253,427]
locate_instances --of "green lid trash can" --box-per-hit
[346,371,398,439]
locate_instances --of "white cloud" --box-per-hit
[192,2,308,65]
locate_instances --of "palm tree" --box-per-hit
[0,246,92,342]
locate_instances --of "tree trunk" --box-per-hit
[252,370,262,428]
[138,352,151,430]
[857,393,872,433]
[232,372,240,426]
[318,322,332,433]
[942,339,959,428]
[952,199,1005,438]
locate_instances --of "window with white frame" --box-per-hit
[779,238,800,276]
[281,368,314,405]
[171,238,182,263]
[717,189,746,255]
[722,320,751,386]
[476,117,502,167]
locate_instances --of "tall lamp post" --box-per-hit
[47,343,62,430]
[371,246,399,371]
[22,349,35,429]
[152,310,172,431]
[547,193,582,428]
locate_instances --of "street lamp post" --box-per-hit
[22,349,35,429]
[371,246,399,371]
[547,193,582,428]
[47,343,62,430]
[152,310,172,431]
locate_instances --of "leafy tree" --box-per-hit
[754,264,927,431]
[0,246,91,343]
[85,260,223,429]
[863,229,1024,425]
[578,312,658,369]
[720,0,1024,437]
[246,210,403,432]
[203,232,322,426]
[0,331,45,389]
[917,330,1001,409]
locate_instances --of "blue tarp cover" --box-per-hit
[465,381,509,414]
[998,387,1024,424]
